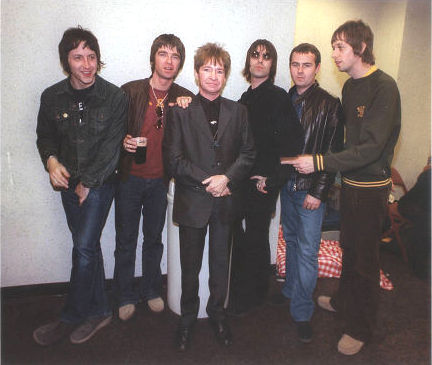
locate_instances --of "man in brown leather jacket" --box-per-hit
[276,43,343,343]
[114,34,193,321]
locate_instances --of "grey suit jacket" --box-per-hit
[163,96,255,228]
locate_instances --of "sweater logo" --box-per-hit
[356,106,365,118]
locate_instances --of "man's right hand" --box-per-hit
[176,96,192,109]
[47,156,70,189]
[123,134,137,153]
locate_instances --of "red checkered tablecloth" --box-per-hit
[276,226,393,290]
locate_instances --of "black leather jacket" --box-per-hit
[288,82,343,201]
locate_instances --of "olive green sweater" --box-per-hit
[314,68,401,188]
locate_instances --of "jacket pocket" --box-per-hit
[88,107,112,135]
[54,108,72,135]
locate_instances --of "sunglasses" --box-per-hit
[251,51,272,60]
[155,105,163,129]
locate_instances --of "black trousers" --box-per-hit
[229,180,279,310]
[331,183,390,342]
[178,199,232,327]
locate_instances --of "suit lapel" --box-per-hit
[216,98,231,141]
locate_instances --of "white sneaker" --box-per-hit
[337,334,365,355]
[118,304,135,321]
[148,297,164,313]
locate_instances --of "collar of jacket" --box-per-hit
[55,74,106,100]
[243,78,274,99]
[288,81,319,105]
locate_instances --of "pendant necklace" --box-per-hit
[150,80,168,109]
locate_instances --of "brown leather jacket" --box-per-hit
[118,78,194,181]
[288,82,344,201]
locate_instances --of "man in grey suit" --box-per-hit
[163,43,255,351]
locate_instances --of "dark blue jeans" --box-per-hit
[280,179,326,322]
[114,176,167,306]
[60,180,114,324]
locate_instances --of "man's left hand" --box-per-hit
[75,182,90,206]
[250,175,268,194]
[282,155,315,174]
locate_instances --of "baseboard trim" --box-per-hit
[1,276,168,300]
[1,281,71,299]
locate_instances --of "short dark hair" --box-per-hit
[331,19,375,65]
[58,26,104,75]
[242,39,277,84]
[150,34,185,78]
[290,43,321,66]
[194,43,231,78]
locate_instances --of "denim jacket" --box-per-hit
[36,75,127,187]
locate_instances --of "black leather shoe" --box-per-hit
[175,326,192,351]
[269,293,289,306]
[226,305,251,318]
[209,319,232,346]
[296,321,312,344]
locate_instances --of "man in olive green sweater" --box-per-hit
[284,20,401,355]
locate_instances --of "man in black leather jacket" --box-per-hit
[288,21,401,355]
[278,43,343,343]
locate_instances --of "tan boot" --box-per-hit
[148,297,164,313]
[119,304,135,321]
[337,334,365,355]
[317,296,336,312]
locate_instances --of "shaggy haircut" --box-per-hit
[331,19,375,65]
[150,34,186,78]
[242,39,277,84]
[59,26,104,75]
[194,43,231,78]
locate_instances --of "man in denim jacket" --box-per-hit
[34,26,127,346]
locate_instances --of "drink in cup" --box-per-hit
[134,137,147,164]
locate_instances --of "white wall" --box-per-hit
[3,0,430,288]
[1,0,298,287]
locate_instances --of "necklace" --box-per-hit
[150,81,168,109]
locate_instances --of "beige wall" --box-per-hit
[294,0,431,189]
[395,0,431,188]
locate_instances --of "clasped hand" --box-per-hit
[202,175,231,197]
